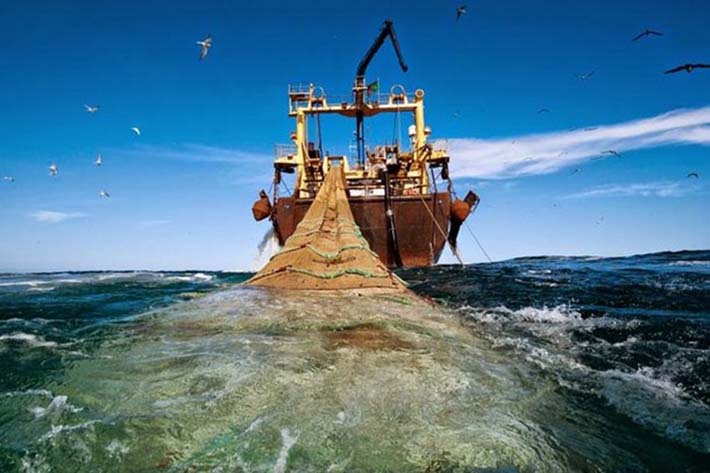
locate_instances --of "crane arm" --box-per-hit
[356,20,408,79]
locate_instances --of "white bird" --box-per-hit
[99,190,110,198]
[576,71,595,81]
[49,163,58,176]
[84,104,100,113]
[95,154,102,166]
[3,176,14,183]
[196,36,212,60]
[131,127,141,136]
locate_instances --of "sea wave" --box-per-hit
[460,304,583,324]
[0,333,58,348]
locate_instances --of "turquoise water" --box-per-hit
[1,251,709,471]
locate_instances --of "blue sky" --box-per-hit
[0,0,708,271]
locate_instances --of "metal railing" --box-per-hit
[274,143,297,158]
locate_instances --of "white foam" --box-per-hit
[668,260,710,267]
[30,395,83,418]
[252,228,281,272]
[106,439,130,458]
[273,428,299,473]
[166,273,215,283]
[0,333,58,348]
[0,281,44,287]
[40,420,100,441]
[244,416,265,434]
[2,389,54,399]
[462,305,582,324]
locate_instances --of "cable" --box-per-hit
[463,220,493,263]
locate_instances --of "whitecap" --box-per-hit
[461,305,582,324]
[0,333,58,348]
[0,280,44,287]
[668,260,710,267]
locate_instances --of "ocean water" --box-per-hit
[0,251,709,472]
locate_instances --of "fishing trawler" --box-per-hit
[252,20,478,268]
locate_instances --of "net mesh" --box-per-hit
[247,166,407,291]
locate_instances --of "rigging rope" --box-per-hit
[464,220,493,263]
[415,192,465,266]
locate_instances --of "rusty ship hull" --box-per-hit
[272,192,451,268]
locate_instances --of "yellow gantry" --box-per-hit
[274,83,448,198]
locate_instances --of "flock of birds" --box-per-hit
[455,5,708,74]
[0,17,704,210]
[1,36,213,195]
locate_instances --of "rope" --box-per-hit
[414,192,465,266]
[447,180,493,264]
[464,220,493,263]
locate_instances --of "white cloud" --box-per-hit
[448,107,710,178]
[139,219,171,226]
[30,211,87,223]
[564,181,699,199]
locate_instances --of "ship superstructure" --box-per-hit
[252,20,478,268]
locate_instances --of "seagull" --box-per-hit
[452,111,461,119]
[84,104,100,113]
[456,5,467,20]
[576,71,595,81]
[687,172,700,179]
[196,35,212,60]
[95,154,102,166]
[99,190,110,198]
[571,168,581,175]
[49,163,58,176]
[632,29,664,41]
[665,64,710,74]
[3,176,14,183]
[602,150,622,158]
[131,127,141,136]
[537,108,550,114]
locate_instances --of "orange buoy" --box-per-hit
[450,199,471,223]
[252,190,272,221]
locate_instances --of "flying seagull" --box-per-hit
[456,5,467,20]
[99,190,110,198]
[665,64,710,74]
[131,127,141,136]
[537,108,550,114]
[602,150,622,158]
[84,104,100,113]
[95,154,102,166]
[49,163,58,176]
[3,176,14,183]
[576,71,595,81]
[196,36,212,60]
[632,29,663,41]
[571,168,581,175]
[687,172,700,179]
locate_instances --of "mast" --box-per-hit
[354,20,408,167]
